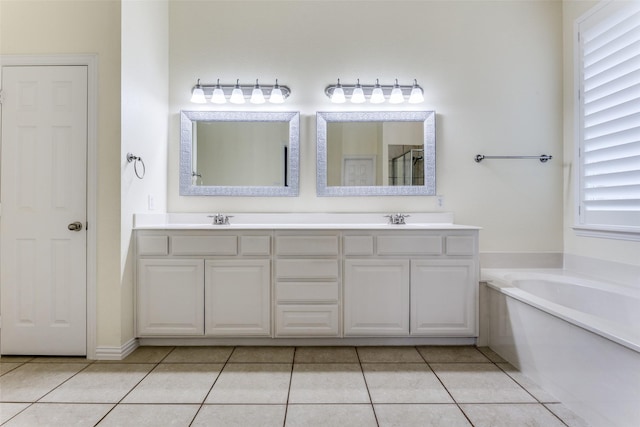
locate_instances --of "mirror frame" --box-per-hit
[316,111,436,196]
[180,110,300,196]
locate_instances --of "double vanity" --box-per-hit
[134,213,480,345]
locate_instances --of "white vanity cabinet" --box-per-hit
[274,232,341,337]
[343,231,478,337]
[136,231,272,337]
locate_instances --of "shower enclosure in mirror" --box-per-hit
[180,111,300,196]
[316,111,435,196]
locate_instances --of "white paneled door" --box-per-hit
[1,66,87,355]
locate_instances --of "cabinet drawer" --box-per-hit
[276,235,339,256]
[171,235,237,256]
[240,235,271,256]
[138,235,169,256]
[275,305,339,337]
[276,281,339,303]
[343,236,374,256]
[276,259,339,279]
[377,235,442,256]
[445,236,476,256]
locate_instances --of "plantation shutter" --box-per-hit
[578,2,640,231]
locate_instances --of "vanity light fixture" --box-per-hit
[190,79,292,104]
[190,79,207,103]
[325,78,425,104]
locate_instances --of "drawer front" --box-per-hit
[276,235,339,256]
[276,259,339,279]
[343,236,374,256]
[171,235,237,256]
[240,235,271,256]
[377,235,442,256]
[276,281,339,303]
[445,235,476,256]
[275,305,339,337]
[138,235,169,256]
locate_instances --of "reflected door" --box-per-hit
[1,65,88,355]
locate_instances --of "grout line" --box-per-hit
[355,347,380,427]
[417,347,476,427]
[282,347,296,427]
[188,346,235,426]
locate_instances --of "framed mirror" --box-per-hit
[316,111,435,196]
[180,111,300,196]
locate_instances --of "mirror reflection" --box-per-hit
[180,111,300,196]
[317,111,435,196]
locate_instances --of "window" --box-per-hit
[575,1,640,240]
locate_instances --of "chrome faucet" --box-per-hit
[385,213,410,225]
[208,213,232,225]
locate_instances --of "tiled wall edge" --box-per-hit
[479,252,563,269]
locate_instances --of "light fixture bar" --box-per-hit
[324,80,424,104]
[191,79,291,104]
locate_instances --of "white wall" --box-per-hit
[121,0,169,342]
[168,0,564,256]
[562,0,640,267]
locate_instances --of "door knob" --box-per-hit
[68,221,83,231]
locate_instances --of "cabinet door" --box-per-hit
[410,259,477,336]
[137,259,204,336]
[344,259,410,336]
[205,259,271,336]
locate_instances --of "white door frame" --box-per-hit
[0,54,98,359]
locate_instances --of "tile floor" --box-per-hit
[0,346,590,427]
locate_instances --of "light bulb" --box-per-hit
[351,79,365,103]
[190,79,206,103]
[408,79,424,104]
[389,79,404,104]
[269,79,285,104]
[211,79,226,104]
[370,79,385,104]
[230,79,245,104]
[250,79,265,104]
[331,79,346,103]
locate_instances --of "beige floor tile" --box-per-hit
[228,346,294,363]
[122,363,223,404]
[375,403,472,427]
[357,346,424,363]
[0,403,30,424]
[460,403,567,427]
[285,404,377,427]
[476,346,507,363]
[418,346,491,363]
[29,356,91,364]
[0,363,22,377]
[4,403,113,427]
[294,346,359,363]
[545,403,592,427]
[0,357,33,363]
[162,346,233,363]
[192,404,286,427]
[431,363,536,403]
[0,363,88,402]
[362,363,453,403]
[39,363,153,403]
[497,362,559,403]
[205,363,291,404]
[96,346,174,364]
[289,363,370,404]
[97,404,199,427]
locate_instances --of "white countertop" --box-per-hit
[134,213,481,231]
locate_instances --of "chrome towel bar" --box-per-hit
[474,154,552,163]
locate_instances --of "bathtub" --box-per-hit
[483,269,640,427]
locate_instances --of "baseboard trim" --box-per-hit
[93,338,139,360]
